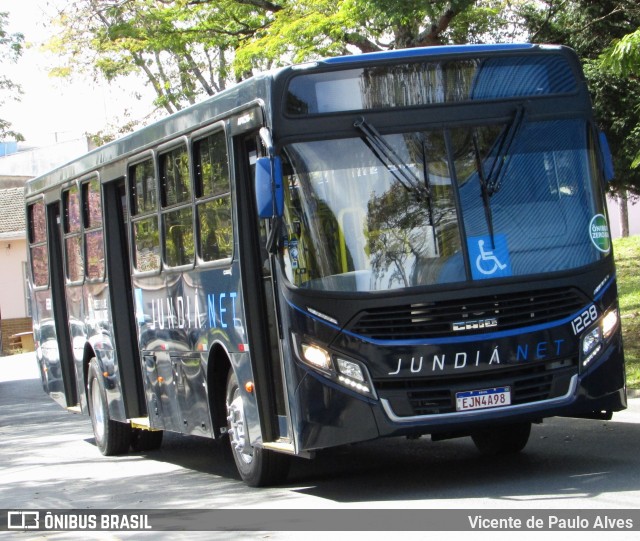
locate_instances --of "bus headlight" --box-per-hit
[293,334,376,398]
[336,357,375,397]
[581,308,618,370]
[300,343,332,371]
[582,326,601,355]
[602,309,618,339]
[336,357,365,382]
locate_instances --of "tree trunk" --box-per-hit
[619,191,629,237]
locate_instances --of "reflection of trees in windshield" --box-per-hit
[282,132,462,291]
[366,131,458,288]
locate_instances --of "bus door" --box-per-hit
[101,178,146,421]
[234,129,294,452]
[45,200,78,409]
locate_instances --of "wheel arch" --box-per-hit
[82,343,98,413]
[206,341,232,438]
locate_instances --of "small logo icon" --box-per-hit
[7,511,40,530]
[468,235,512,280]
[589,214,611,253]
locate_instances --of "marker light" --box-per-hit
[301,343,332,371]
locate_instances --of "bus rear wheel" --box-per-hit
[471,422,532,455]
[225,371,289,487]
[88,358,131,456]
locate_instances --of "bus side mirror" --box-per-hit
[255,156,284,219]
[599,132,615,182]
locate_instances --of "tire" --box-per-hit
[471,422,532,455]
[131,428,163,452]
[225,370,289,487]
[87,358,132,455]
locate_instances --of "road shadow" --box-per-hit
[3,373,640,507]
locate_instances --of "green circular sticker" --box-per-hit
[589,214,611,253]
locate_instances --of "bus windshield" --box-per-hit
[280,118,607,292]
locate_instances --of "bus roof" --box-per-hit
[321,43,539,65]
[25,43,565,198]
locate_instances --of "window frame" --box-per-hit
[158,137,196,272]
[27,198,50,290]
[128,152,162,277]
[62,181,85,285]
[191,124,234,268]
[82,175,107,283]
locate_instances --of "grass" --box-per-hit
[614,235,640,388]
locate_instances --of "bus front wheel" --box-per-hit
[88,358,131,456]
[225,370,289,487]
[471,422,532,455]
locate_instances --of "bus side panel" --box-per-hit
[133,265,248,437]
[83,281,128,422]
[33,291,67,408]
[65,284,89,413]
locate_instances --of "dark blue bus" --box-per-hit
[26,43,626,486]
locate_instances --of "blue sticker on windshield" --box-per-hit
[468,235,512,280]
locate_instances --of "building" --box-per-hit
[0,137,91,354]
[0,186,31,353]
[607,195,640,238]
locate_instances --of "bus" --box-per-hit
[26,43,626,487]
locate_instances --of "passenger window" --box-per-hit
[163,207,195,267]
[63,185,84,283]
[130,158,157,215]
[28,201,49,287]
[160,146,191,206]
[133,217,161,272]
[83,178,105,281]
[194,131,233,262]
[160,145,195,268]
[130,157,161,273]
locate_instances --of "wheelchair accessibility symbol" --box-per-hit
[468,235,512,280]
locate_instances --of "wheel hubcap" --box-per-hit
[227,390,252,464]
[91,380,105,442]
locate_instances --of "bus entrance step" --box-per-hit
[262,440,296,455]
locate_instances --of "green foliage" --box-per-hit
[613,235,640,388]
[518,0,640,197]
[0,12,24,141]
[601,29,640,76]
[47,0,494,113]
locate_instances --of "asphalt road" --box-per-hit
[2,352,640,539]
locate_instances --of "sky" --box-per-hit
[1,0,154,148]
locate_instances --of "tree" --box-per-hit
[517,0,640,198]
[0,12,25,141]
[601,28,640,169]
[48,0,514,115]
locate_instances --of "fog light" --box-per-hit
[301,343,332,371]
[582,327,601,356]
[602,309,618,339]
[336,358,365,382]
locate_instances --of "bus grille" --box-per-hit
[348,287,588,340]
[376,360,577,417]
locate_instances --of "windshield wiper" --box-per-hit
[471,105,525,248]
[486,105,525,195]
[472,131,496,249]
[354,116,433,224]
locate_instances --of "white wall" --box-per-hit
[607,196,640,239]
[0,238,28,319]
[0,138,89,178]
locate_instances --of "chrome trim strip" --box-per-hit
[380,374,578,424]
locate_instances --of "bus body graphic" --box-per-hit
[25,43,626,487]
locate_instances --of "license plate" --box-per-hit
[455,386,511,412]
